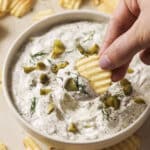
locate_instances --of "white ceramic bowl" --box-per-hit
[2,11,150,150]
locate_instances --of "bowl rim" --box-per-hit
[2,10,150,145]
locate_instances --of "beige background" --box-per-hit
[0,0,150,149]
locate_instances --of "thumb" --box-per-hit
[99,17,149,70]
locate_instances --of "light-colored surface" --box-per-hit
[0,0,150,150]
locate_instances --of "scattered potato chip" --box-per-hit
[0,0,10,12]
[23,136,41,150]
[0,11,6,18]
[105,135,141,150]
[0,142,7,150]
[59,0,82,9]
[33,9,53,21]
[10,0,35,17]
[76,55,111,94]
[98,0,119,14]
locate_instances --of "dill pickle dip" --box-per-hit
[12,21,149,141]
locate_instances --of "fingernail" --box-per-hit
[99,55,113,69]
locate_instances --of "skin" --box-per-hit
[99,0,150,82]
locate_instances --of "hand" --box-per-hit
[99,0,150,82]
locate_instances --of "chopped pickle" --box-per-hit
[87,44,99,54]
[65,78,78,91]
[127,68,134,74]
[23,66,36,73]
[47,102,55,114]
[36,62,46,70]
[120,78,133,96]
[77,44,86,55]
[104,95,120,110]
[68,123,78,133]
[113,97,121,110]
[40,88,51,95]
[51,40,65,58]
[51,61,69,74]
[104,96,114,107]
[77,44,99,56]
[134,98,146,104]
[40,74,49,85]
[57,61,69,69]
[120,78,131,87]
[123,84,133,96]
[51,64,58,73]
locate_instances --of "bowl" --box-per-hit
[2,10,150,150]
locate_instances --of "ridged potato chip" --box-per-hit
[104,135,141,150]
[0,0,10,12]
[98,0,119,14]
[10,0,34,17]
[59,0,82,9]
[23,136,41,150]
[0,142,7,150]
[76,54,112,94]
[0,11,6,17]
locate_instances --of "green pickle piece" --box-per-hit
[40,74,50,85]
[104,95,120,110]
[120,78,131,87]
[40,88,51,95]
[68,123,78,133]
[134,98,146,104]
[23,66,36,73]
[127,68,134,74]
[51,64,58,74]
[57,61,69,69]
[77,44,86,55]
[36,62,46,70]
[65,78,78,91]
[47,102,55,114]
[123,84,133,96]
[51,40,65,58]
[87,44,99,54]
[51,61,69,74]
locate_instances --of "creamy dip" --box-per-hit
[11,21,149,142]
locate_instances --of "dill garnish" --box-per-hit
[31,51,48,58]
[30,97,37,114]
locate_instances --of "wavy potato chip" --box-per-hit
[0,0,10,12]
[98,0,119,14]
[23,136,41,150]
[0,11,6,17]
[59,0,82,9]
[0,142,7,150]
[105,135,141,150]
[10,0,35,17]
[76,55,112,94]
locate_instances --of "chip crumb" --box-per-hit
[33,9,54,21]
